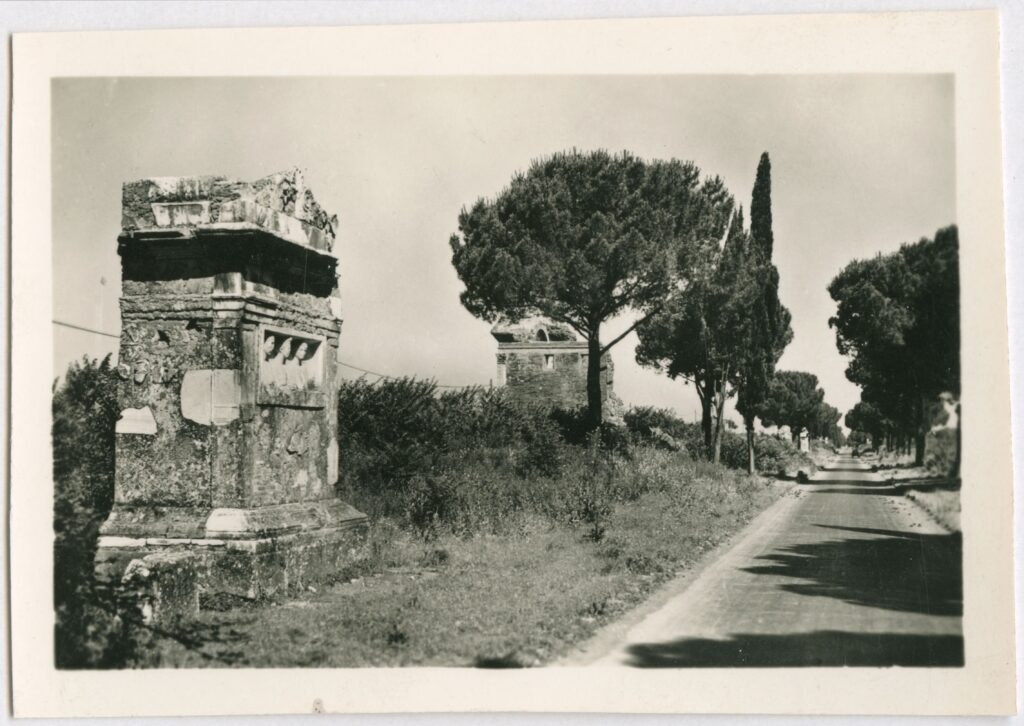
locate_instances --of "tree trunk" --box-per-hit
[914,431,926,465]
[586,332,603,431]
[914,394,927,467]
[711,381,727,465]
[745,415,756,475]
[698,387,713,460]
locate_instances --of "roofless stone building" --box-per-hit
[490,316,620,418]
[95,169,367,605]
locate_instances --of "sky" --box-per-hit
[52,75,956,426]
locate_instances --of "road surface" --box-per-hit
[567,455,963,667]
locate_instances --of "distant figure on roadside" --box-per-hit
[931,392,960,432]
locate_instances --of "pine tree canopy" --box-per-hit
[449,149,735,341]
[828,225,960,404]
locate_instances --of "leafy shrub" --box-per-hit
[623,406,682,438]
[925,428,958,476]
[752,434,811,475]
[337,378,577,526]
[52,356,154,668]
[338,380,561,486]
[551,407,632,455]
[717,431,811,475]
[338,378,670,538]
[625,405,811,475]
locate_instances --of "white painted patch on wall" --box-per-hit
[327,438,339,483]
[180,369,242,425]
[204,508,250,537]
[116,406,157,435]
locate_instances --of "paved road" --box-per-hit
[573,455,963,667]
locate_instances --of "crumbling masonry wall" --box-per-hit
[497,345,614,411]
[96,169,367,602]
[491,317,618,415]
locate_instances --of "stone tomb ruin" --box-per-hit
[490,316,621,418]
[95,170,367,616]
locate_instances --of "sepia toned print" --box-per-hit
[10,12,1014,717]
[51,75,962,670]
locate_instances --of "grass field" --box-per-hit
[54,366,807,668]
[154,453,787,668]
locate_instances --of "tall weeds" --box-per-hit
[54,363,786,667]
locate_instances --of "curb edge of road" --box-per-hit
[553,477,801,667]
[901,487,960,534]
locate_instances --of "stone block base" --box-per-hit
[97,505,369,601]
[122,551,200,624]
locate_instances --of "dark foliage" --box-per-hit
[750,152,774,260]
[337,378,623,532]
[828,225,960,467]
[52,356,151,668]
[450,148,735,427]
[735,153,794,471]
[757,370,839,443]
[634,154,793,469]
[623,406,810,476]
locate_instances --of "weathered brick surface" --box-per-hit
[121,169,338,252]
[99,520,368,601]
[502,347,613,410]
[121,551,200,625]
[97,170,367,602]
[491,317,617,415]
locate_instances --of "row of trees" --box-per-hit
[759,371,844,447]
[450,149,734,430]
[450,149,844,471]
[632,153,793,469]
[828,226,960,469]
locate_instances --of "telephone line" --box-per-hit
[336,360,475,389]
[52,319,120,339]
[52,319,477,389]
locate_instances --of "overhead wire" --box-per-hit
[52,319,478,389]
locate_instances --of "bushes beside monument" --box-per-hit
[336,379,805,537]
[55,361,791,666]
[53,356,156,667]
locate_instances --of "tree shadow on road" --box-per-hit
[741,524,962,617]
[623,630,964,667]
[805,479,895,494]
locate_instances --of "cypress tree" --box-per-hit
[735,152,792,472]
[750,152,774,260]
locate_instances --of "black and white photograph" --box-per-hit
[8,9,1016,718]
